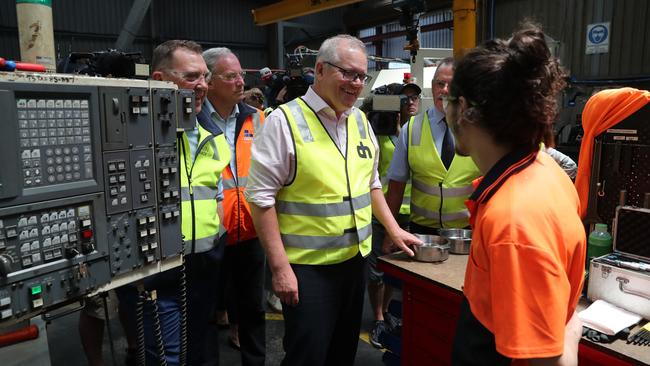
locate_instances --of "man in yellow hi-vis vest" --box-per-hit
[384,57,481,242]
[246,34,422,366]
[115,40,230,366]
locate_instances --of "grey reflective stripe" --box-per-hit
[251,112,262,132]
[285,100,314,143]
[411,204,470,222]
[223,176,247,190]
[352,108,366,139]
[188,234,218,254]
[411,113,425,146]
[282,223,372,249]
[181,185,218,201]
[412,179,474,197]
[380,176,389,186]
[402,196,411,206]
[276,193,370,217]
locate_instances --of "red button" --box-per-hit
[81,229,93,240]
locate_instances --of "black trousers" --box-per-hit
[452,297,511,366]
[221,238,266,366]
[281,253,366,366]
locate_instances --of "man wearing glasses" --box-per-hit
[246,34,421,366]
[202,47,266,366]
[383,57,480,243]
[116,40,231,366]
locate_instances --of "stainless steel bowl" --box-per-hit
[412,234,450,262]
[438,229,472,254]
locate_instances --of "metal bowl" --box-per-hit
[412,234,450,262]
[438,229,472,254]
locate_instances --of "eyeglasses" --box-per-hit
[167,70,212,84]
[215,71,246,82]
[324,61,372,84]
[433,79,450,89]
[441,94,457,112]
[403,94,420,103]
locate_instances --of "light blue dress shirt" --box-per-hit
[386,107,453,183]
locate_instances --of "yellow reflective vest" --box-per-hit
[377,135,411,215]
[407,110,480,229]
[277,98,375,265]
[179,124,231,253]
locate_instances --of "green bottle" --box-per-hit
[586,223,613,270]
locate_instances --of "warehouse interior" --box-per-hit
[1,1,650,365]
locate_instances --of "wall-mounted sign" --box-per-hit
[586,22,610,54]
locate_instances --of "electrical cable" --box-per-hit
[176,129,218,365]
[101,293,118,366]
[177,133,189,366]
[135,290,146,366]
[178,256,188,366]
[145,291,168,366]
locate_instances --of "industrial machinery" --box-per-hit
[0,72,191,326]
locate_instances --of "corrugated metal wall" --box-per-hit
[0,0,270,70]
[360,8,453,68]
[493,0,650,80]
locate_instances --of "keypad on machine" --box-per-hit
[17,98,93,187]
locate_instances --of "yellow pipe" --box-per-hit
[452,0,477,57]
[252,0,363,26]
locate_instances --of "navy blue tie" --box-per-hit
[441,118,454,170]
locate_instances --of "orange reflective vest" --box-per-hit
[222,105,264,245]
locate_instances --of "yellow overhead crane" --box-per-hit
[252,0,477,56]
[252,0,364,26]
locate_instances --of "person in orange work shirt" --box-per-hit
[444,23,586,366]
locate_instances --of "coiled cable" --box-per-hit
[146,290,168,366]
[179,252,188,366]
[135,290,146,366]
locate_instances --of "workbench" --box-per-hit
[378,253,649,366]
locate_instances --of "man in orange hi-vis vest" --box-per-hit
[202,47,266,366]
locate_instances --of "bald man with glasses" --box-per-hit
[246,34,421,366]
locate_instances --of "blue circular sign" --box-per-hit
[588,25,608,44]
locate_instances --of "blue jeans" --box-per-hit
[116,245,223,366]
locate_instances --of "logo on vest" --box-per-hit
[357,141,372,159]
[243,129,254,141]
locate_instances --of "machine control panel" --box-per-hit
[0,73,187,325]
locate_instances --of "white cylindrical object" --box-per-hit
[16,0,56,71]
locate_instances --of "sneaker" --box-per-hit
[267,292,282,313]
[370,320,387,348]
[384,312,402,333]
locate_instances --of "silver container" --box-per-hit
[438,229,472,254]
[413,235,450,262]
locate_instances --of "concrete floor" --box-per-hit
[45,289,390,365]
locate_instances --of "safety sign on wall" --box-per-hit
[586,22,610,54]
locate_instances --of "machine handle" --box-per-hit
[42,300,85,322]
[616,277,650,300]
